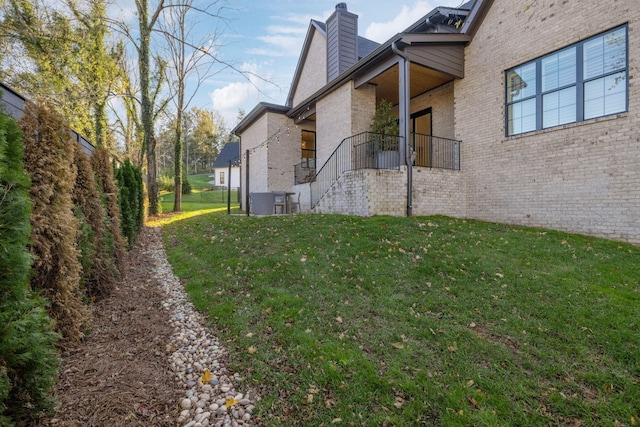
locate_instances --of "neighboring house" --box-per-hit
[212,142,240,190]
[233,0,640,245]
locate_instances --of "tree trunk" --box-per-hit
[173,104,183,212]
[138,0,159,215]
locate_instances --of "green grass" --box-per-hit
[160,213,640,426]
[159,173,239,213]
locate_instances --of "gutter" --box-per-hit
[391,41,412,218]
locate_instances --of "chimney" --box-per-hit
[326,3,358,82]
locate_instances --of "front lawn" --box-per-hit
[161,213,639,426]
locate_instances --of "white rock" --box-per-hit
[180,398,192,410]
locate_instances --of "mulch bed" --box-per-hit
[38,227,179,426]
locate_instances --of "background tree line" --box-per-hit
[0,0,243,214]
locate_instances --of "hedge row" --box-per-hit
[0,101,145,425]
[0,107,60,425]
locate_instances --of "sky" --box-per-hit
[109,0,465,130]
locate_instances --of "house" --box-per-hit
[233,0,640,245]
[211,141,240,190]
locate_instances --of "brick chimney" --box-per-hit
[326,3,358,82]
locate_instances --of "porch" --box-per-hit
[308,131,461,215]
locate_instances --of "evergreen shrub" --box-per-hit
[115,159,144,247]
[72,142,117,298]
[0,108,60,425]
[91,147,126,273]
[20,102,89,344]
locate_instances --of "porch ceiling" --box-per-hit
[368,63,453,105]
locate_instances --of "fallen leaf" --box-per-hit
[391,342,405,349]
[248,346,257,354]
[335,316,343,324]
[225,397,239,407]
[201,369,212,384]
[468,396,478,408]
[307,394,314,404]
[331,418,342,424]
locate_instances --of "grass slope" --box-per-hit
[159,173,239,213]
[161,213,640,426]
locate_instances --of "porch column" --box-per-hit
[393,41,412,216]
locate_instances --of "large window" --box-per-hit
[301,130,316,168]
[506,25,627,136]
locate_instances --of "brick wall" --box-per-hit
[314,169,406,216]
[266,113,298,192]
[456,0,640,244]
[292,29,328,107]
[238,112,299,211]
[317,81,376,169]
[411,81,455,139]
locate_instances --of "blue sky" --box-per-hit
[110,0,464,130]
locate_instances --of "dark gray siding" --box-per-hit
[326,4,358,82]
[406,44,465,78]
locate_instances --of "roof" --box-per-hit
[212,142,240,168]
[285,19,380,108]
[311,21,380,60]
[234,0,493,135]
[231,102,289,135]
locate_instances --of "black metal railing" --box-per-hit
[411,133,461,171]
[311,132,402,208]
[294,163,316,184]
[309,132,462,209]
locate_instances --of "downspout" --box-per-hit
[392,41,412,217]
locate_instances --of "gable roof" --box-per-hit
[231,102,289,135]
[234,0,493,135]
[212,142,240,168]
[285,19,380,108]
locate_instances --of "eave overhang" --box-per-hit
[288,32,470,120]
[232,102,290,136]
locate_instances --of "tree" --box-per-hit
[1,0,121,149]
[136,0,163,215]
[68,0,122,149]
[159,0,227,211]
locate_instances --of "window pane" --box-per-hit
[584,71,627,119]
[584,27,626,79]
[508,98,536,135]
[542,47,576,91]
[507,62,536,102]
[543,87,576,128]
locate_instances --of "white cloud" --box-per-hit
[210,63,288,128]
[364,1,436,43]
[255,34,302,56]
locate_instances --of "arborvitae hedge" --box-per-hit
[20,101,89,344]
[72,142,118,298]
[91,146,126,273]
[0,108,60,425]
[115,159,144,247]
